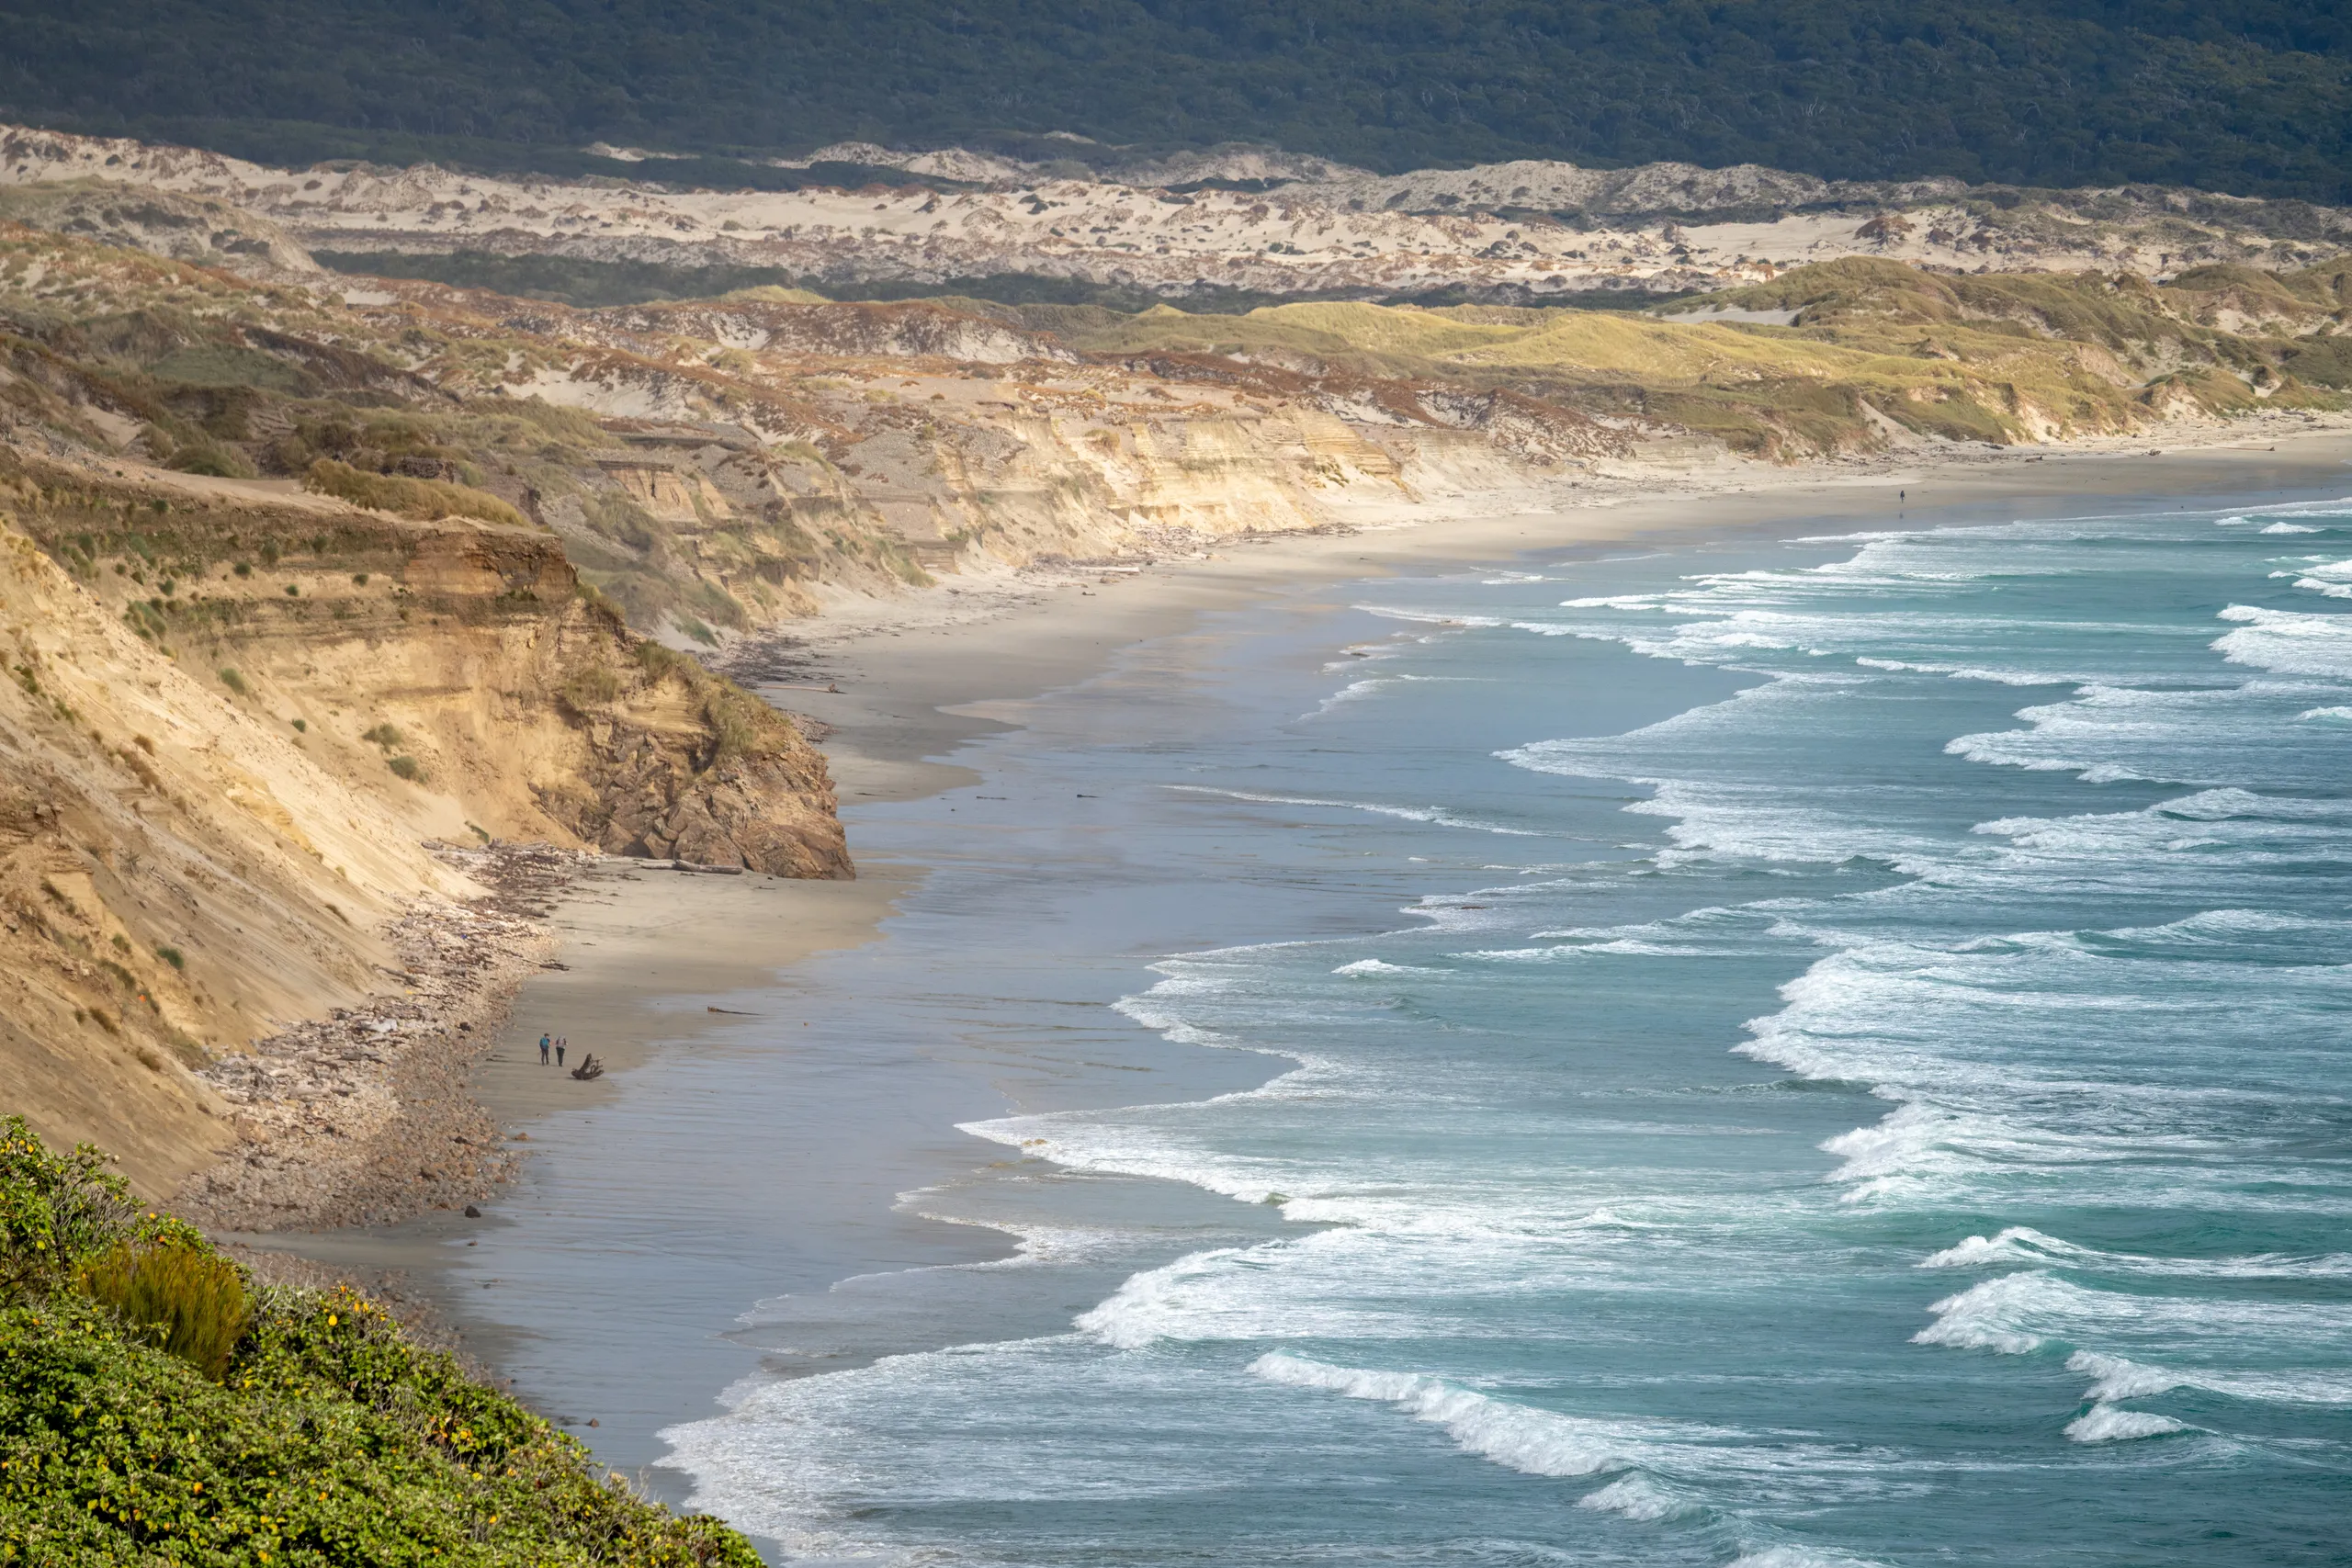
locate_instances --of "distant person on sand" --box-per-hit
[556,1036,567,1067]
[539,1032,551,1065]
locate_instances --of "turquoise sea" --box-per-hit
[487,481,2352,1566]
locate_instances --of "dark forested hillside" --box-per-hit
[6,1,2351,198]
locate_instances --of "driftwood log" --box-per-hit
[569,1054,605,1081]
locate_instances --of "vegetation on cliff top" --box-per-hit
[0,220,938,640]
[9,207,2352,514]
[6,1,2352,198]
[1039,256,2352,454]
[302,457,533,531]
[0,1117,760,1565]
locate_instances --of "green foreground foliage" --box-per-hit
[0,1119,759,1566]
[74,1245,248,1383]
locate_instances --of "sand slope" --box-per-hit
[0,447,843,1198]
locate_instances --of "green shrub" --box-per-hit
[155,944,186,970]
[0,1117,205,1292]
[216,667,247,695]
[0,1121,764,1562]
[632,640,684,678]
[360,722,401,749]
[0,1287,764,1566]
[561,666,623,708]
[387,754,424,782]
[124,601,170,642]
[166,444,258,479]
[303,457,529,529]
[76,1242,249,1381]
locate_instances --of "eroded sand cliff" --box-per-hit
[0,447,843,1199]
[2,125,2349,1215]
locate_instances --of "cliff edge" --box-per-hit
[0,446,845,1200]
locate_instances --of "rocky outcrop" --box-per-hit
[539,645,849,877]
[570,738,845,874]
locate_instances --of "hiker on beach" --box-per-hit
[556,1036,567,1067]
[539,1032,551,1064]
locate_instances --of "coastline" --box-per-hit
[181,844,585,1235]
[741,414,2352,696]
[213,424,2352,1490]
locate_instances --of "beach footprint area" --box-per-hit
[429,484,2352,1568]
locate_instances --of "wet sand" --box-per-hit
[233,430,2352,1516]
[784,425,2352,773]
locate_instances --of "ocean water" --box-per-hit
[652,489,2352,1567]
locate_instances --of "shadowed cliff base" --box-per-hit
[313,250,1699,315]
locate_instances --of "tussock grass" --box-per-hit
[304,457,530,529]
[77,1243,249,1381]
[1048,258,2351,454]
[561,665,623,708]
[632,640,798,765]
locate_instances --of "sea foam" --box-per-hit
[1726,1551,1893,1568]
[2214,603,2352,677]
[2063,1404,2188,1442]
[1249,1351,1655,1478]
[1577,1472,1702,1522]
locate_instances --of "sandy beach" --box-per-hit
[20,16,2352,1557]
[222,424,2352,1506]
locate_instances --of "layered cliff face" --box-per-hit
[0,131,2347,1202]
[0,219,1625,649]
[6,206,2349,659]
[0,447,844,1196]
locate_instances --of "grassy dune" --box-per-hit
[1030,258,2351,456]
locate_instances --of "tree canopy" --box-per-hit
[4,1,2350,198]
